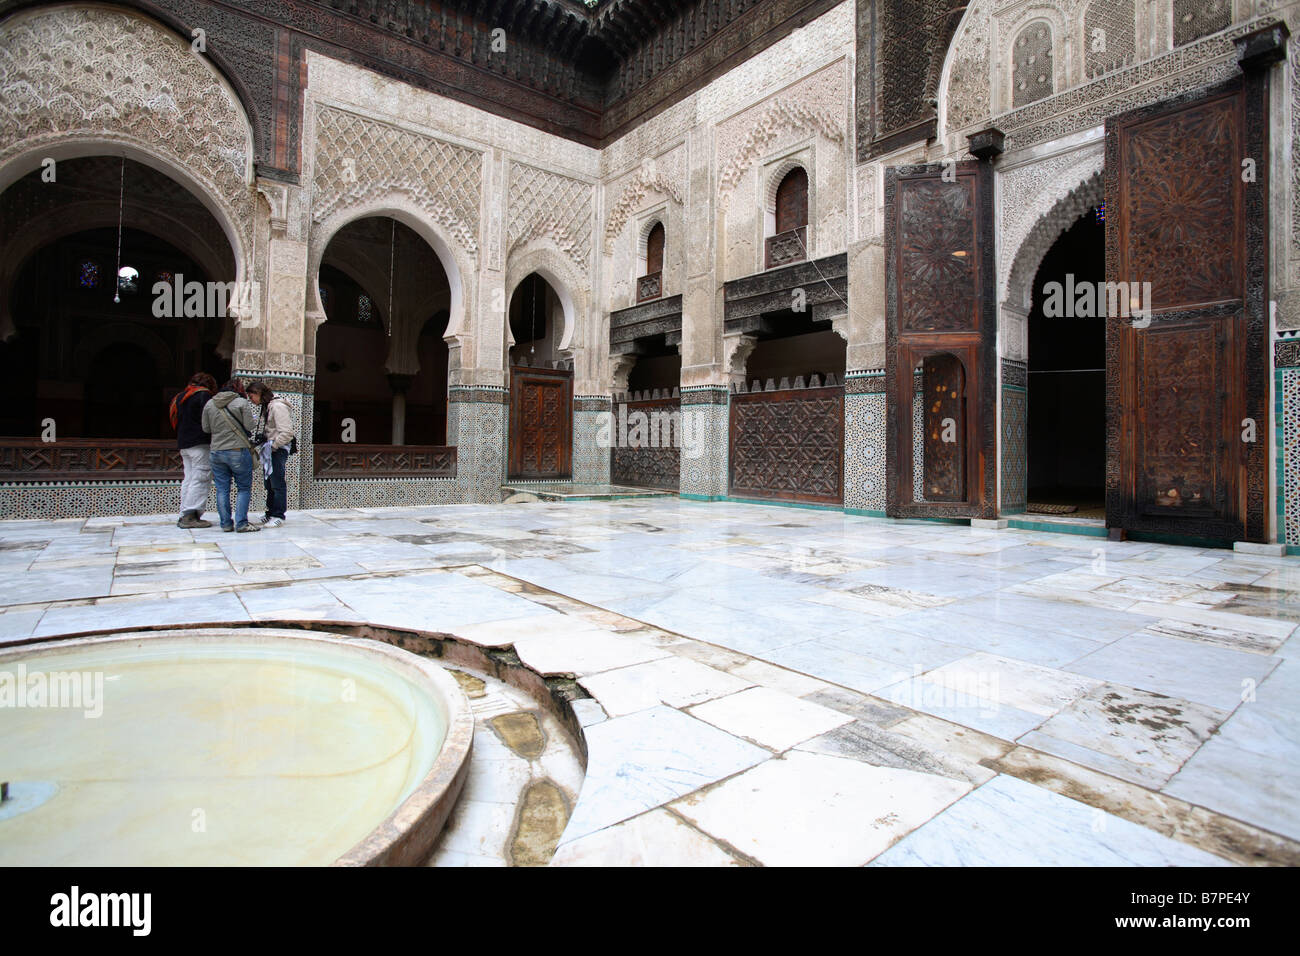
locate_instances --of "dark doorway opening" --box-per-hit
[1027,209,1106,517]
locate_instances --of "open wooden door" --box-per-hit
[1104,76,1269,543]
[885,160,997,518]
[508,366,572,479]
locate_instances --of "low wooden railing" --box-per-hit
[0,439,182,481]
[765,226,807,269]
[313,443,456,479]
[636,271,663,302]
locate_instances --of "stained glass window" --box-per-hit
[155,271,174,288]
[1095,202,1106,223]
[319,286,329,309]
[78,260,100,289]
[357,293,372,323]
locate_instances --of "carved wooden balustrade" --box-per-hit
[0,439,183,481]
[313,444,456,479]
[636,271,663,302]
[765,226,807,269]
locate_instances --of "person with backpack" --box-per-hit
[245,380,296,528]
[172,372,217,529]
[200,378,261,533]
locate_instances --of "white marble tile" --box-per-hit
[551,809,741,867]
[671,750,971,866]
[763,640,910,695]
[561,706,768,842]
[233,583,363,622]
[689,686,852,752]
[579,656,754,717]
[513,628,671,677]
[1164,739,1300,842]
[871,774,1229,866]
[33,591,251,637]
[0,609,45,644]
[1066,632,1279,712]
[729,658,835,698]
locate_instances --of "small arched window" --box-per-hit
[638,222,665,302]
[357,293,372,324]
[768,167,809,268]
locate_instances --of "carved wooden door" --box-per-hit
[884,161,996,518]
[1105,78,1268,543]
[509,367,572,480]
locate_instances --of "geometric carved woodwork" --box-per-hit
[312,444,456,479]
[1105,77,1269,543]
[729,385,844,505]
[885,160,996,519]
[922,353,966,501]
[509,366,572,480]
[0,440,183,482]
[611,397,680,491]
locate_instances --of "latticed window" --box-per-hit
[1173,0,1231,47]
[1012,21,1054,108]
[1083,0,1135,77]
[357,293,371,323]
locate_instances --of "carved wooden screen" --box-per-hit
[1105,77,1268,543]
[729,384,844,505]
[509,367,572,479]
[885,161,996,518]
[611,395,680,490]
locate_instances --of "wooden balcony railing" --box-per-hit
[0,439,182,481]
[636,271,663,303]
[313,443,456,479]
[765,226,807,269]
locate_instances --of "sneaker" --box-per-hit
[264,517,284,528]
[235,523,261,533]
[221,524,235,533]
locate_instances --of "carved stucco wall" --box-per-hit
[0,5,255,268]
[715,59,851,281]
[603,147,688,311]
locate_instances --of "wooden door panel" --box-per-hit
[509,367,572,479]
[885,161,996,519]
[1105,76,1267,543]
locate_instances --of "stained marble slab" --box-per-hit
[550,808,741,866]
[1019,682,1227,788]
[579,656,755,717]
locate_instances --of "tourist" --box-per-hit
[201,378,261,533]
[172,372,217,529]
[245,380,296,528]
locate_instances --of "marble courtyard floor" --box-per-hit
[2,498,1298,866]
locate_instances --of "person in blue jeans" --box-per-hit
[246,380,295,528]
[200,379,261,533]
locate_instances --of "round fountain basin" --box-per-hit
[0,629,472,866]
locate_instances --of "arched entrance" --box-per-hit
[508,272,572,480]
[1026,208,1106,517]
[314,216,451,451]
[0,157,235,462]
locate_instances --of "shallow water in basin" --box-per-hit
[0,636,447,865]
